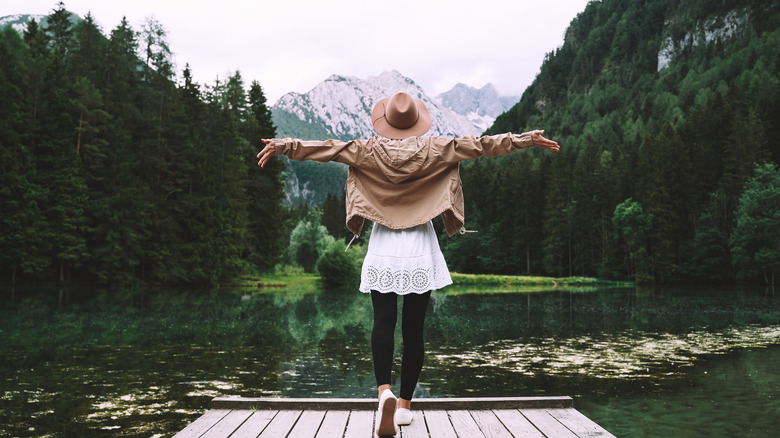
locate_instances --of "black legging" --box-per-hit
[371,290,431,401]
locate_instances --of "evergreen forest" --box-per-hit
[456,0,780,284]
[2,0,780,287]
[0,3,286,287]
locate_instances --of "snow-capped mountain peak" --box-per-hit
[434,83,519,134]
[272,70,516,140]
[0,14,47,33]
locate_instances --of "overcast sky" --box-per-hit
[6,0,590,104]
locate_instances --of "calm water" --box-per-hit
[1,284,779,437]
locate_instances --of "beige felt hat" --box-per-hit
[371,92,431,139]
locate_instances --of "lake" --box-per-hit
[1,283,779,437]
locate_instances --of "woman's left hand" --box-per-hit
[530,130,559,152]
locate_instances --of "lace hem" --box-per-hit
[359,257,452,294]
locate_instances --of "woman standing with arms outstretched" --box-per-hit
[258,92,559,436]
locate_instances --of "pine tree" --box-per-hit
[189,100,250,283]
[507,154,544,274]
[88,17,148,285]
[70,13,108,89]
[0,28,45,281]
[571,143,612,275]
[44,2,73,55]
[683,192,732,282]
[719,109,771,217]
[245,80,286,271]
[542,152,575,276]
[636,123,692,281]
[249,80,276,138]
[32,37,89,282]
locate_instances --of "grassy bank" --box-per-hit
[232,272,631,293]
[444,273,633,294]
[449,273,630,286]
[230,273,320,293]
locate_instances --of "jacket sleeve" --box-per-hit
[433,132,535,163]
[272,138,367,166]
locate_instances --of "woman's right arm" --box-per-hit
[257,138,366,167]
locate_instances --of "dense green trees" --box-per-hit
[3,0,779,287]
[0,3,285,286]
[730,163,780,286]
[450,0,780,283]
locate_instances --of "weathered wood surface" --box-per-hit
[210,396,573,411]
[172,397,616,438]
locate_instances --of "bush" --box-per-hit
[316,239,364,288]
[296,241,318,273]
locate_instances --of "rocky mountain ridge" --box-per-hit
[271,70,518,141]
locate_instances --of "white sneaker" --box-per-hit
[375,389,398,437]
[395,408,413,426]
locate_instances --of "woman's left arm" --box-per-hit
[434,130,559,163]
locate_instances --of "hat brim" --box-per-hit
[371,97,432,139]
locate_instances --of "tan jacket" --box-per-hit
[271,132,535,237]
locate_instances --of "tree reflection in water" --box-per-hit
[1,284,778,437]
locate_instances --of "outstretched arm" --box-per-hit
[257,137,366,168]
[435,130,560,163]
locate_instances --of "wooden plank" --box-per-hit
[547,408,617,437]
[258,410,302,438]
[423,410,457,438]
[471,410,513,438]
[200,410,254,438]
[288,410,326,438]
[230,410,278,438]
[343,410,374,438]
[211,396,573,411]
[172,409,231,438]
[399,410,428,438]
[493,410,545,438]
[175,398,615,438]
[315,411,350,438]
[521,409,578,438]
[449,410,486,437]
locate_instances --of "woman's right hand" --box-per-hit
[257,139,276,167]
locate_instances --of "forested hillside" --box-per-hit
[0,4,287,286]
[456,0,780,283]
[3,0,779,287]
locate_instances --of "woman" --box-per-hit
[258,91,559,436]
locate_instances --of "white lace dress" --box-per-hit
[359,221,453,294]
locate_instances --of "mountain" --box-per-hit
[0,14,46,33]
[487,0,780,139]
[0,13,81,33]
[272,70,513,141]
[435,83,518,134]
[271,70,518,205]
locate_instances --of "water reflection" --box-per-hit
[1,284,778,437]
[429,325,780,381]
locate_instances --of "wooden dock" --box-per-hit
[173,396,616,437]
